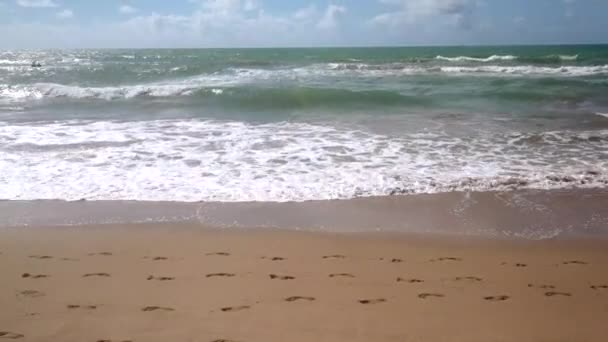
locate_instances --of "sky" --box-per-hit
[0,0,606,48]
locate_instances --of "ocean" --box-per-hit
[1,45,607,202]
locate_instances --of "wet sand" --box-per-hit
[3,189,608,238]
[1,225,608,342]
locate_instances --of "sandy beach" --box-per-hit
[1,225,607,342]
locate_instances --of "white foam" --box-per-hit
[557,54,579,61]
[596,112,608,119]
[0,120,606,202]
[436,55,518,62]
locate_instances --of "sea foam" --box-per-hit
[0,120,606,202]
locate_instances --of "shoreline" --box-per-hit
[1,226,607,342]
[2,189,608,239]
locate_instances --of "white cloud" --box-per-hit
[371,0,478,28]
[112,2,347,47]
[16,0,58,7]
[119,5,138,14]
[317,4,346,30]
[56,8,73,19]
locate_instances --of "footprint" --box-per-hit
[152,256,168,261]
[207,252,230,256]
[484,295,510,302]
[269,274,295,280]
[0,331,24,339]
[220,305,250,312]
[28,255,52,260]
[83,273,111,278]
[67,305,98,310]
[418,293,445,299]
[358,298,386,305]
[206,273,236,278]
[329,273,355,278]
[591,285,608,290]
[515,263,528,268]
[563,260,588,265]
[391,258,403,263]
[262,256,286,261]
[432,257,462,262]
[454,276,483,282]
[142,306,174,312]
[211,339,238,342]
[285,296,315,302]
[397,278,424,283]
[322,255,345,259]
[61,258,79,261]
[147,276,175,281]
[545,292,572,297]
[528,284,555,289]
[18,290,45,298]
[21,273,49,279]
[88,252,113,256]
[96,340,133,342]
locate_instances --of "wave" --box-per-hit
[596,112,608,119]
[436,55,517,62]
[556,54,579,61]
[436,54,579,63]
[2,63,607,103]
[1,119,606,202]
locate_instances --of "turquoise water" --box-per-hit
[0,46,607,201]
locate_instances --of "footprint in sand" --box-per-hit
[28,255,53,260]
[0,331,24,339]
[391,258,403,263]
[18,290,45,298]
[211,339,238,342]
[88,252,113,256]
[269,274,295,280]
[329,273,355,278]
[285,296,315,302]
[206,273,236,278]
[262,256,286,261]
[96,340,133,342]
[591,285,608,290]
[397,278,424,283]
[501,262,527,267]
[358,298,386,304]
[454,276,483,282]
[418,293,445,299]
[147,276,175,281]
[61,258,79,261]
[21,273,49,279]
[83,273,111,278]
[146,256,169,261]
[545,292,572,297]
[431,257,462,262]
[220,306,250,312]
[528,284,555,289]
[322,255,346,260]
[67,305,98,310]
[142,306,174,312]
[207,252,230,256]
[484,295,510,302]
[563,260,588,265]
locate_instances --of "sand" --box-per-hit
[1,225,608,342]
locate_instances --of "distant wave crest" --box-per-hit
[436,55,518,62]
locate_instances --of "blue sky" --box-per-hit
[0,0,606,48]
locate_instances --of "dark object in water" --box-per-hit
[31,61,42,68]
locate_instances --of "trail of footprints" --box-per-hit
[7,251,605,340]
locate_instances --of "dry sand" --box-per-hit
[1,225,607,342]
